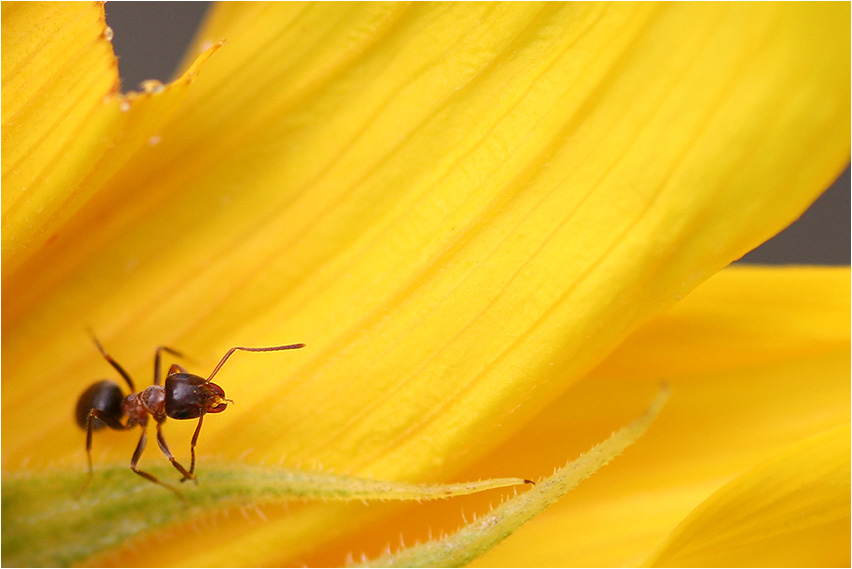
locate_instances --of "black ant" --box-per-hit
[75,336,305,499]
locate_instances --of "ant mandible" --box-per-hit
[75,336,305,499]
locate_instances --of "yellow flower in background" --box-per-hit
[2,2,849,567]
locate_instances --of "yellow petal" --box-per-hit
[465,266,849,566]
[1,3,222,278]
[648,425,850,567]
[6,0,847,471]
[2,2,118,256]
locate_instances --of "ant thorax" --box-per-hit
[123,385,166,425]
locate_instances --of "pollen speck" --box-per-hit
[140,79,165,94]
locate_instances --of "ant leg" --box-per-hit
[76,409,130,498]
[185,416,205,482]
[90,335,135,392]
[130,426,185,501]
[206,343,306,382]
[154,421,196,484]
[154,346,184,386]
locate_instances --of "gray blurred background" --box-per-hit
[105,2,850,265]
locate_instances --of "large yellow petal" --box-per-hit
[5,1,847,471]
[462,266,849,566]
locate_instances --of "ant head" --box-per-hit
[165,374,232,420]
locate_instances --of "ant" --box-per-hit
[75,336,305,499]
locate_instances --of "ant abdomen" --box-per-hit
[75,380,124,429]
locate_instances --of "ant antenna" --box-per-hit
[206,343,306,383]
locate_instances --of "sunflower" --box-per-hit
[2,3,848,566]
